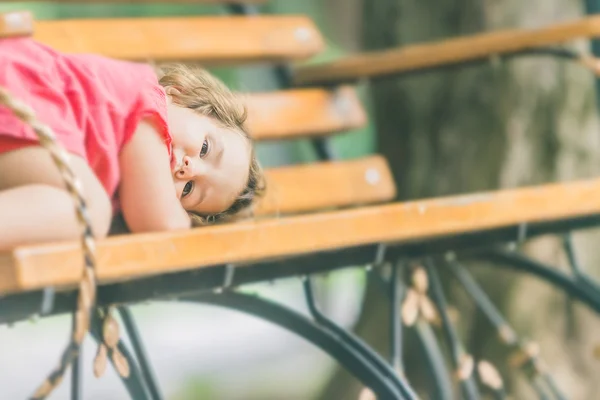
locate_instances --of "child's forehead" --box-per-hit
[209,119,251,145]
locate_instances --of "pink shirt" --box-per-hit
[0,37,172,211]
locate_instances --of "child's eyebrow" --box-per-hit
[214,139,224,165]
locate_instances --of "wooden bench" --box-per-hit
[2,5,600,400]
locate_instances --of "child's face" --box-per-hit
[167,105,251,216]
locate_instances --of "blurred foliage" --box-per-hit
[171,377,219,400]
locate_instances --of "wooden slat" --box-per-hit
[293,15,600,85]
[0,11,33,38]
[245,86,367,140]
[16,0,266,3]
[3,178,600,294]
[108,156,395,234]
[256,156,395,216]
[33,16,324,64]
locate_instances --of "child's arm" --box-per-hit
[118,119,191,232]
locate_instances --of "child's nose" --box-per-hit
[176,156,207,179]
[176,156,194,179]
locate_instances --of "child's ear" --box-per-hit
[165,86,182,96]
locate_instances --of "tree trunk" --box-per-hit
[318,1,600,399]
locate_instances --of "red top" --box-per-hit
[0,37,172,211]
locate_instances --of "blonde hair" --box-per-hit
[156,63,265,226]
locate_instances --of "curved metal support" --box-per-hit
[445,259,565,400]
[532,377,552,400]
[303,276,418,400]
[424,260,480,400]
[562,233,600,293]
[414,320,454,400]
[467,247,600,399]
[180,290,415,400]
[562,232,584,277]
[117,306,164,400]
[373,263,454,400]
[475,249,600,314]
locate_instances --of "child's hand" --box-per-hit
[118,120,191,232]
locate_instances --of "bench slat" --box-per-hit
[293,16,600,85]
[2,178,600,294]
[256,156,395,216]
[0,11,33,38]
[246,87,367,140]
[21,0,267,3]
[33,16,323,64]
[108,156,395,233]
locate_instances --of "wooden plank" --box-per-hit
[245,86,367,141]
[15,0,266,3]
[0,11,33,38]
[293,15,600,85]
[33,16,324,64]
[108,156,395,233]
[3,178,600,294]
[255,156,396,216]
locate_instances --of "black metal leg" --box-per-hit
[117,306,164,400]
[374,267,453,400]
[424,259,480,400]
[311,138,337,160]
[390,261,404,373]
[227,3,259,16]
[561,233,578,339]
[532,377,552,400]
[414,321,454,400]
[562,233,600,293]
[445,258,565,400]
[181,290,416,400]
[584,0,600,110]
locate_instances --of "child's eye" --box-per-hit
[199,139,209,158]
[182,181,193,198]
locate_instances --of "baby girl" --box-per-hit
[0,36,265,251]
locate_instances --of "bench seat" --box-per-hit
[2,177,600,294]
